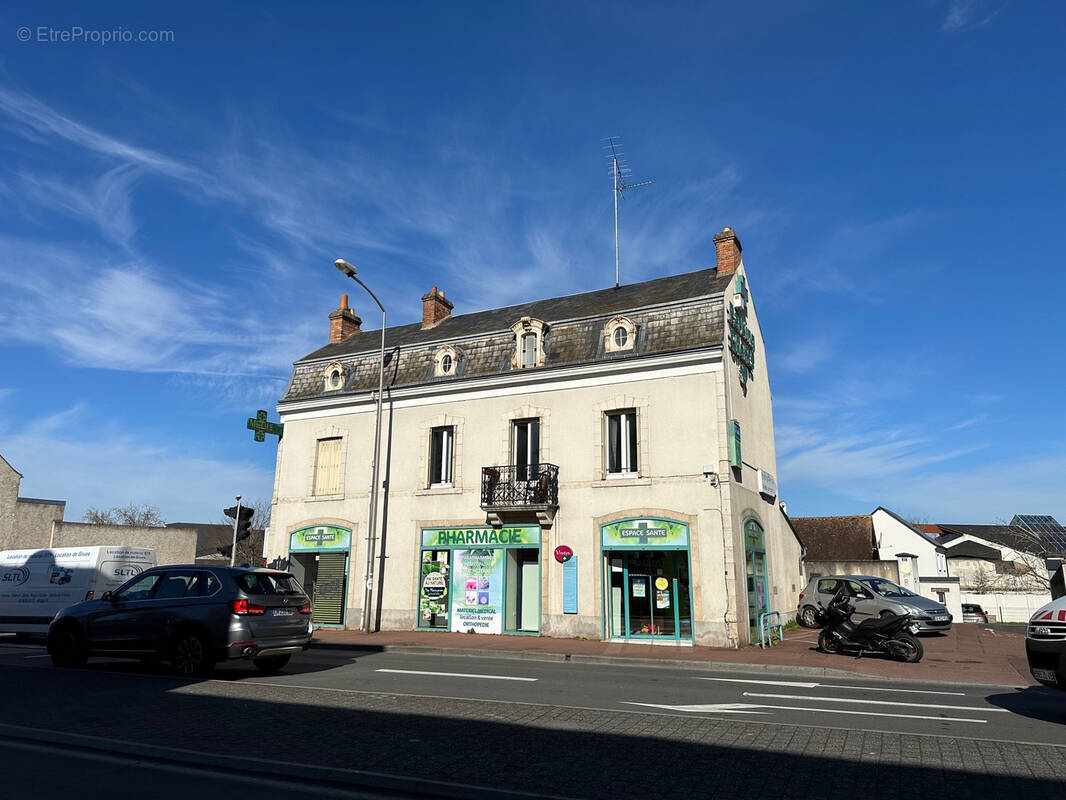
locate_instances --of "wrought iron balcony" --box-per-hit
[481,463,559,523]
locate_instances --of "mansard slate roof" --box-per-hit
[282,268,734,402]
[789,515,878,561]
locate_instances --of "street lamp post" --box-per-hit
[334,258,386,634]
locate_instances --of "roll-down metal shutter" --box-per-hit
[312,552,347,625]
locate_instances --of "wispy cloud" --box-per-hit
[0,405,274,521]
[775,337,832,374]
[942,0,1003,33]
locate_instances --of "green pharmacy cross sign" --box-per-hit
[247,409,284,442]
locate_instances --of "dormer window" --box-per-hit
[510,317,547,370]
[604,316,637,353]
[433,345,460,377]
[323,362,346,391]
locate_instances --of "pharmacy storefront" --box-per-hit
[417,526,541,634]
[287,525,351,627]
[601,517,693,642]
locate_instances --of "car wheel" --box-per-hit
[171,630,214,678]
[254,655,291,673]
[799,606,818,628]
[818,630,839,654]
[48,626,87,669]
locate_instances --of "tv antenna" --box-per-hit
[603,136,654,288]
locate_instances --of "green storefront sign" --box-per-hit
[290,526,351,552]
[743,519,765,551]
[421,526,541,548]
[600,518,689,548]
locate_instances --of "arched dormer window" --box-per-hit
[433,345,460,377]
[510,317,547,370]
[604,316,637,353]
[323,362,346,392]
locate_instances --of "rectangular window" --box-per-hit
[429,426,454,485]
[520,333,537,369]
[512,419,540,481]
[605,410,638,474]
[313,437,342,496]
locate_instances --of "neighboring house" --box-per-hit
[920,520,1056,593]
[790,508,960,619]
[0,454,65,551]
[266,227,803,646]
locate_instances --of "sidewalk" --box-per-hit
[312,623,1036,686]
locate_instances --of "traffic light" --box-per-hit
[224,504,255,541]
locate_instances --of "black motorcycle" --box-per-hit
[814,591,924,663]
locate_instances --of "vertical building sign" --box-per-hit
[562,555,578,614]
[450,549,504,634]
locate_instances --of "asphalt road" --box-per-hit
[1,640,1065,797]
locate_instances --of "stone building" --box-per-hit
[266,227,803,646]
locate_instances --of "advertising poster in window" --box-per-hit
[450,549,504,634]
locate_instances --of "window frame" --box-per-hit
[313,436,343,496]
[429,426,455,487]
[604,409,638,476]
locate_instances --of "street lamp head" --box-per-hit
[334,259,357,278]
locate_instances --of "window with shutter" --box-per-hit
[605,410,638,475]
[313,437,342,495]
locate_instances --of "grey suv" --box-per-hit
[47,565,313,676]
[797,575,953,633]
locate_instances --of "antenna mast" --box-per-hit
[603,136,653,288]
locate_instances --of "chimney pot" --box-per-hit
[713,227,742,275]
[421,286,454,329]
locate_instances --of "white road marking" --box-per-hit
[375,668,537,682]
[697,677,966,696]
[23,654,52,659]
[742,691,1007,713]
[623,702,769,715]
[625,701,986,724]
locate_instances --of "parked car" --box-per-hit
[47,565,313,677]
[797,575,953,633]
[1026,595,1066,688]
[961,603,989,624]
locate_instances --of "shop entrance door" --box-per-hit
[745,550,768,638]
[607,551,691,640]
[291,552,347,626]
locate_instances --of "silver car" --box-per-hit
[798,574,953,633]
[48,565,313,676]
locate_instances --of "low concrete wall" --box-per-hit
[962,591,1051,623]
[51,522,197,566]
[804,560,900,582]
[918,576,963,621]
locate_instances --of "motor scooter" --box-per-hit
[815,591,924,663]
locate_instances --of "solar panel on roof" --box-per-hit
[1012,514,1066,554]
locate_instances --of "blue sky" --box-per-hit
[0,1,1063,525]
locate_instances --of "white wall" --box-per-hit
[961,591,1051,623]
[872,508,946,577]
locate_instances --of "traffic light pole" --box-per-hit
[230,494,242,567]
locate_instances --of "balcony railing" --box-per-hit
[481,463,559,509]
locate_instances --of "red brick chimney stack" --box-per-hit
[713,227,742,275]
[421,286,454,330]
[328,294,362,342]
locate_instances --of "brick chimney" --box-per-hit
[421,286,453,330]
[328,294,362,342]
[713,227,742,275]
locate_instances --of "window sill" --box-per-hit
[593,476,651,488]
[306,493,344,502]
[415,485,464,496]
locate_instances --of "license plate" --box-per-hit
[932,615,949,621]
[908,623,920,634]
[1033,668,1058,683]
[272,608,295,617]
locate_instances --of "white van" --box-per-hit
[0,546,156,635]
